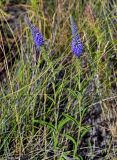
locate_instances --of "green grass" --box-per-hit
[0,0,117,159]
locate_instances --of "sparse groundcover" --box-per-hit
[0,0,117,159]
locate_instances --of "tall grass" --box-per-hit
[0,0,117,159]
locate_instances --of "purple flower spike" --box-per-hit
[25,16,44,49]
[70,15,83,57]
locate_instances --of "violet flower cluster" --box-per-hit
[70,16,83,57]
[25,16,44,50]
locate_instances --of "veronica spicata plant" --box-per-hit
[25,16,44,49]
[70,15,83,57]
